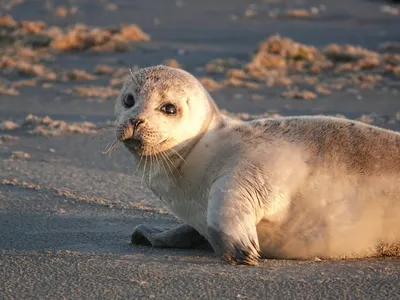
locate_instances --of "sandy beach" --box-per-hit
[1,0,400,298]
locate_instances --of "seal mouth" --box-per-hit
[123,138,142,152]
[123,138,169,156]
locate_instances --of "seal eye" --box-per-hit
[161,103,177,115]
[123,93,135,108]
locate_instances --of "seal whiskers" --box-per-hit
[102,139,119,156]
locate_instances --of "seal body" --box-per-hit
[115,65,400,265]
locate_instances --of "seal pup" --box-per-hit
[114,65,400,265]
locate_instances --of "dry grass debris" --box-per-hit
[202,35,400,98]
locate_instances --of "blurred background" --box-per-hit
[1,0,399,124]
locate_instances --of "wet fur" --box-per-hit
[115,65,400,265]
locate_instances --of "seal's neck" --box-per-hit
[175,106,223,169]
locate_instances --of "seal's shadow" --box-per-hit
[0,212,214,258]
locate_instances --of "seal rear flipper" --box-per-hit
[131,223,209,249]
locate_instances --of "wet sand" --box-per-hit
[1,0,400,299]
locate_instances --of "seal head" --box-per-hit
[114,65,221,158]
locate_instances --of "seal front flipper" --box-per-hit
[207,176,261,266]
[131,223,209,249]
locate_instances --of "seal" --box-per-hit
[114,65,400,265]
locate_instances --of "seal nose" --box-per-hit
[129,118,144,129]
[129,118,145,141]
